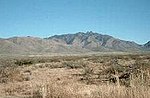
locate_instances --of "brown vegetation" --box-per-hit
[0,53,150,98]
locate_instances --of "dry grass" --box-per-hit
[0,53,150,98]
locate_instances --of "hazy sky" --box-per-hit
[0,0,150,44]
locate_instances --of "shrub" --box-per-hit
[63,61,84,69]
[15,59,34,66]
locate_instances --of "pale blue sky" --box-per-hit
[0,0,150,44]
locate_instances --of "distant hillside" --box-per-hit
[0,36,89,54]
[0,31,149,54]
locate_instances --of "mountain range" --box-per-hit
[0,31,149,54]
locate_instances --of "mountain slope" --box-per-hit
[0,36,89,54]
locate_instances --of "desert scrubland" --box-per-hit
[0,53,150,98]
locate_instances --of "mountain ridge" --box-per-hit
[0,31,149,54]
